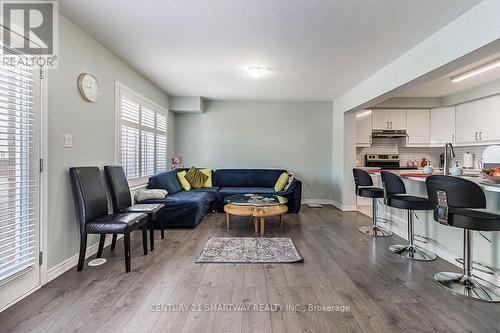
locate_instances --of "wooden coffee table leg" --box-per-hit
[226,213,230,229]
[279,214,283,227]
[260,218,265,236]
[254,217,259,233]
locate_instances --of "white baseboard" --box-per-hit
[47,235,123,283]
[377,220,500,285]
[331,200,357,212]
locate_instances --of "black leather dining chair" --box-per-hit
[381,171,437,261]
[352,168,393,237]
[69,167,149,273]
[426,175,500,302]
[104,165,165,251]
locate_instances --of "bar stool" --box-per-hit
[426,175,500,302]
[380,171,437,261]
[352,169,393,237]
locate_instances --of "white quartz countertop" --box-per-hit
[369,169,500,193]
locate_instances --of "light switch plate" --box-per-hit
[64,134,72,148]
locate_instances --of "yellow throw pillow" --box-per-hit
[200,168,213,187]
[177,171,191,191]
[274,172,289,192]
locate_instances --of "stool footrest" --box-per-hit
[389,244,437,261]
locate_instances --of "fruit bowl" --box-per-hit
[481,168,500,183]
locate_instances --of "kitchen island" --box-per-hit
[368,170,500,282]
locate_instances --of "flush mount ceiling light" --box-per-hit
[451,58,500,83]
[245,66,267,78]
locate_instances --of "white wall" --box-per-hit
[174,101,332,200]
[46,15,173,269]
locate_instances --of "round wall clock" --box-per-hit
[77,73,101,102]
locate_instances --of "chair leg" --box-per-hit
[96,234,106,258]
[142,226,148,255]
[124,233,131,273]
[149,219,155,251]
[359,198,393,237]
[77,233,87,271]
[434,229,500,302]
[389,210,436,261]
[110,234,117,251]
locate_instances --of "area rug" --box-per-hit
[195,237,304,263]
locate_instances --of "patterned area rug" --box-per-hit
[196,237,304,263]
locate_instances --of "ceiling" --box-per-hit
[396,52,500,98]
[59,0,481,101]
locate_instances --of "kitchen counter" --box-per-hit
[366,169,500,279]
[369,169,500,193]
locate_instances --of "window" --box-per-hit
[0,63,40,283]
[117,83,168,182]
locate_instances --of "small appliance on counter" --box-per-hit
[463,152,474,169]
[364,154,417,170]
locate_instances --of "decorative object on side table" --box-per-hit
[171,156,183,169]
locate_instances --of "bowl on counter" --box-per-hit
[481,168,500,184]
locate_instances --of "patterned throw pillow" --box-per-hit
[134,189,167,202]
[284,172,294,191]
[185,166,209,189]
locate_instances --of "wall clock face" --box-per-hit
[77,73,101,102]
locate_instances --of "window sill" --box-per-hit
[128,177,149,190]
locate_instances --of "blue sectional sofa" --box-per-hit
[143,168,302,228]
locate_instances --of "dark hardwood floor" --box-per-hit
[1,206,499,333]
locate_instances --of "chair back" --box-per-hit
[69,167,109,233]
[352,168,373,193]
[380,171,406,196]
[104,165,132,213]
[425,175,485,209]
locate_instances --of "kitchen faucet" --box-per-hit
[443,142,456,175]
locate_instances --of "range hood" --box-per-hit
[371,129,408,138]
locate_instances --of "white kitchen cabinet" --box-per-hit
[372,109,390,130]
[430,106,455,145]
[406,109,430,145]
[372,109,406,130]
[455,95,500,145]
[479,94,500,142]
[388,110,407,130]
[356,109,372,146]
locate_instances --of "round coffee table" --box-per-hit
[224,194,288,235]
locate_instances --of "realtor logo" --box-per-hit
[1,0,58,67]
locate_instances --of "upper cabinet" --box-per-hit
[406,110,430,145]
[455,94,500,145]
[356,110,372,147]
[430,106,455,146]
[372,109,406,130]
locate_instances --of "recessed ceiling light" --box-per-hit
[451,58,500,83]
[245,66,267,78]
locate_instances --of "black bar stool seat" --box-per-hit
[352,169,393,237]
[381,171,436,261]
[387,195,436,211]
[435,208,500,231]
[426,175,500,302]
[357,187,384,198]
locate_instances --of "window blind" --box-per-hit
[0,63,39,282]
[119,90,167,179]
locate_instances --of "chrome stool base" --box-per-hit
[389,244,437,261]
[434,272,500,303]
[358,226,393,237]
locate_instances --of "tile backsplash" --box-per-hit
[356,137,486,169]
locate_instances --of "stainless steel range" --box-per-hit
[364,154,417,170]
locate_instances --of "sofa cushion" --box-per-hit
[185,167,208,189]
[218,187,280,202]
[177,170,191,191]
[148,169,183,194]
[274,172,289,191]
[190,186,219,201]
[200,168,213,187]
[214,169,286,188]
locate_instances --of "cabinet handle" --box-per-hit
[475,132,478,141]
[479,131,482,141]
